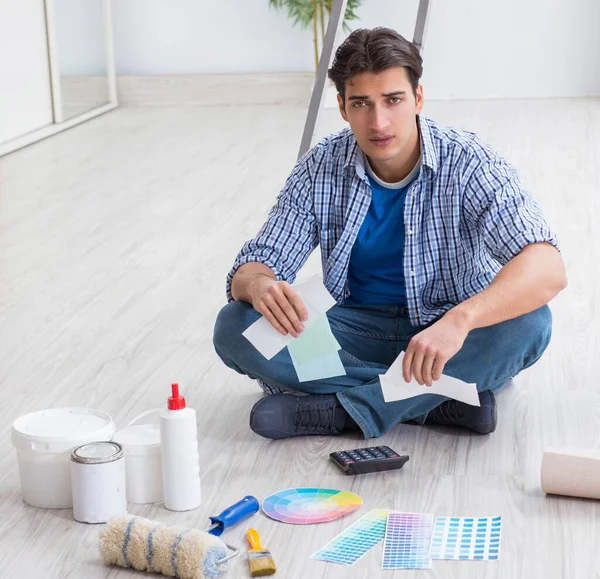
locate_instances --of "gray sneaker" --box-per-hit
[249,393,352,440]
[424,390,497,434]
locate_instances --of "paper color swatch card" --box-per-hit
[286,314,340,365]
[382,511,434,569]
[242,275,336,360]
[242,275,346,382]
[429,516,502,560]
[310,509,390,566]
[380,352,480,406]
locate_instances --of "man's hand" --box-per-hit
[250,277,308,338]
[402,311,471,386]
[401,243,567,385]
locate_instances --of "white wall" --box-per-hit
[422,0,600,99]
[112,0,317,75]
[57,0,600,99]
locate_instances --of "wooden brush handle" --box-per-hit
[247,528,263,550]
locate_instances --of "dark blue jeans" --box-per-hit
[213,301,552,438]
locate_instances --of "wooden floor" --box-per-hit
[0,96,599,579]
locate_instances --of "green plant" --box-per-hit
[268,0,363,72]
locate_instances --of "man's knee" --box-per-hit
[519,304,552,367]
[450,304,553,386]
[213,300,259,363]
[495,305,552,371]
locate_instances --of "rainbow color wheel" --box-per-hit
[262,487,363,524]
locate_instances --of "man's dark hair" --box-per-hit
[328,27,423,103]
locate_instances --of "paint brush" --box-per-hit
[247,528,276,576]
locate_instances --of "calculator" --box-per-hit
[329,446,409,475]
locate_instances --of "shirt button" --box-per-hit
[407,229,413,235]
[410,270,415,276]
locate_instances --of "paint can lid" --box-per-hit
[71,441,124,464]
[113,424,161,456]
[11,408,115,454]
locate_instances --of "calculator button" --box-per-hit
[367,447,386,458]
[357,449,373,459]
[379,446,395,456]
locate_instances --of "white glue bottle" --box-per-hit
[159,383,202,511]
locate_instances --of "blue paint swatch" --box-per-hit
[310,509,390,566]
[429,516,502,561]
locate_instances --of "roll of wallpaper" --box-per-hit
[541,448,600,500]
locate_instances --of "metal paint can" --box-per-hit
[70,441,127,523]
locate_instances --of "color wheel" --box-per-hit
[262,487,363,524]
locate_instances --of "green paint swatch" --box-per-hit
[287,314,340,365]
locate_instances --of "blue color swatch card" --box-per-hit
[382,511,434,569]
[310,509,390,566]
[429,516,502,561]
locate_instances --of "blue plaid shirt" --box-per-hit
[227,115,558,326]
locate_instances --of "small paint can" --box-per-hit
[70,441,127,523]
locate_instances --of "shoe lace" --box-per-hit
[294,402,338,433]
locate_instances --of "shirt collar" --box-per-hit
[344,115,438,180]
[343,135,367,180]
[417,115,438,178]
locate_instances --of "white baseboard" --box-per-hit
[116,73,323,107]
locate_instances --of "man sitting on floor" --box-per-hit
[213,27,567,440]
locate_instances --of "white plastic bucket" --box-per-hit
[113,410,162,504]
[11,408,115,508]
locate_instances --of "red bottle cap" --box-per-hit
[167,383,186,410]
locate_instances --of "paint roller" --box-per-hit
[99,496,259,579]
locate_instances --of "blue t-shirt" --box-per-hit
[346,158,420,305]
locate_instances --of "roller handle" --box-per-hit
[207,495,260,536]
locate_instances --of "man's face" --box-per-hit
[338,67,423,166]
